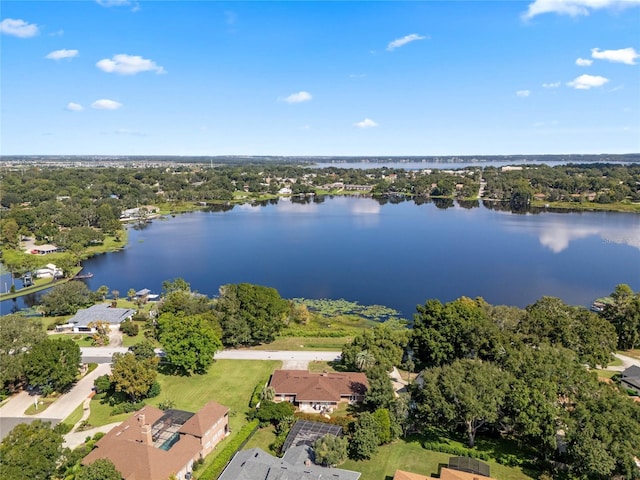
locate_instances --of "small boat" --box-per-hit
[74,272,94,279]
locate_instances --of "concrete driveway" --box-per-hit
[0,364,111,441]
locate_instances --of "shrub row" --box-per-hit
[111,400,146,415]
[249,377,270,408]
[197,419,259,480]
[422,441,491,461]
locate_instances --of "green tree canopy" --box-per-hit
[158,312,222,375]
[412,359,511,448]
[348,412,379,460]
[40,281,92,316]
[0,420,64,480]
[341,321,408,372]
[215,283,290,347]
[110,351,158,402]
[0,315,46,390]
[76,459,122,480]
[602,284,640,350]
[411,297,500,369]
[313,434,348,467]
[23,338,80,393]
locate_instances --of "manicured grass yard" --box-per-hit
[340,437,535,480]
[151,359,280,433]
[243,426,278,452]
[88,360,280,430]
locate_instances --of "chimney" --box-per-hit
[141,423,152,445]
[138,414,145,425]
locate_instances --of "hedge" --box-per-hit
[197,419,260,480]
[422,441,491,461]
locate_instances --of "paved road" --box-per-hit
[610,353,640,371]
[81,347,342,364]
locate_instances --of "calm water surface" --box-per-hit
[3,197,639,317]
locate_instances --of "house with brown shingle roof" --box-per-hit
[269,370,368,412]
[82,402,229,480]
[394,468,497,480]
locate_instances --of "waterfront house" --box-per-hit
[34,263,63,279]
[31,244,60,255]
[269,370,368,412]
[56,303,135,333]
[82,402,229,480]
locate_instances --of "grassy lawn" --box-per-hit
[24,395,58,415]
[63,403,85,427]
[151,359,280,433]
[48,333,95,347]
[121,320,148,347]
[88,359,280,428]
[609,356,623,367]
[243,426,278,452]
[250,336,350,351]
[340,436,535,480]
[595,370,618,379]
[621,349,640,361]
[308,360,339,373]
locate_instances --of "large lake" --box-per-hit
[3,196,639,318]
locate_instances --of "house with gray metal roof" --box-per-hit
[218,446,361,480]
[56,303,135,333]
[621,365,640,395]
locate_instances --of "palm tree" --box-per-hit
[355,350,376,371]
[260,386,275,402]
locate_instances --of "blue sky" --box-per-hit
[1,0,639,156]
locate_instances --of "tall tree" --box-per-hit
[0,420,64,480]
[349,412,379,460]
[411,297,500,369]
[363,365,396,411]
[23,338,81,393]
[158,312,222,375]
[413,359,511,447]
[215,283,289,347]
[0,315,46,390]
[602,284,640,350]
[40,281,92,316]
[110,352,158,402]
[313,434,348,467]
[76,459,122,480]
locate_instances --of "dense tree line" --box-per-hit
[0,316,80,394]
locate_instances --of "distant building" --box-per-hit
[269,370,368,413]
[83,402,229,480]
[35,263,63,278]
[31,244,60,255]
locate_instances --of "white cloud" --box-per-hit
[96,54,165,75]
[45,49,79,60]
[66,102,84,112]
[542,81,561,88]
[281,91,312,103]
[0,18,39,38]
[96,0,129,6]
[592,47,639,65]
[386,33,428,51]
[575,57,593,66]
[354,118,378,128]
[516,90,531,97]
[91,99,123,110]
[522,0,640,19]
[567,74,609,89]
